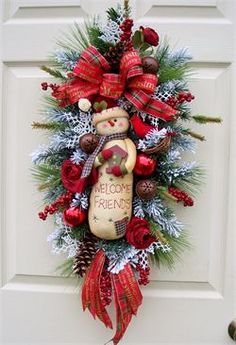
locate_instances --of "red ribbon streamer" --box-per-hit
[111,264,143,344]
[52,46,177,121]
[81,250,143,344]
[82,250,112,329]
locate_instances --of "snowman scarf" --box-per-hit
[77,133,127,193]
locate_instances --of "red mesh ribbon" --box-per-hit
[82,250,143,344]
[82,250,112,329]
[53,46,177,121]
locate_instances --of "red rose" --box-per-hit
[61,160,83,193]
[125,217,156,249]
[140,26,159,47]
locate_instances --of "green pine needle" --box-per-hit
[184,129,205,141]
[42,95,60,109]
[85,20,112,54]
[159,65,192,83]
[41,65,66,80]
[124,0,131,18]
[56,258,74,277]
[192,115,222,124]
[151,231,191,270]
[106,7,120,22]
[57,22,90,53]
[31,164,61,191]
[156,39,193,83]
[32,121,66,131]
[174,166,205,196]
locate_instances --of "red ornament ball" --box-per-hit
[63,207,87,227]
[134,154,157,177]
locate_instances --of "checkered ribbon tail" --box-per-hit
[81,133,127,179]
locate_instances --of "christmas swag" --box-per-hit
[32,2,221,344]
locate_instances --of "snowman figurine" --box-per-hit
[87,106,137,240]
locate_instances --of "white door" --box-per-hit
[1,1,235,344]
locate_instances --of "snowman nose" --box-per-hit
[108,120,115,127]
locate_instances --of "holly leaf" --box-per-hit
[93,100,108,112]
[132,30,144,48]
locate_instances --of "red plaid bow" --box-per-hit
[53,46,177,121]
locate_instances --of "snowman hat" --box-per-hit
[92,106,129,126]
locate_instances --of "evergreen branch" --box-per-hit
[184,129,205,141]
[124,0,131,18]
[44,184,66,204]
[31,164,61,191]
[192,115,222,124]
[57,22,90,53]
[32,121,67,131]
[41,65,66,80]
[56,258,74,277]
[85,20,111,54]
[157,186,178,202]
[150,221,170,244]
[158,65,192,83]
[107,7,120,22]
[173,166,205,196]
[156,40,193,83]
[150,231,191,270]
[42,95,60,109]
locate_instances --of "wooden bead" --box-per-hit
[136,179,157,200]
[142,57,159,75]
[79,133,99,154]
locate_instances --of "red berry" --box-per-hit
[41,82,48,91]
[168,187,194,207]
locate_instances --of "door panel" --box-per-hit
[1,1,235,344]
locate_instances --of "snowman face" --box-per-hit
[95,117,130,135]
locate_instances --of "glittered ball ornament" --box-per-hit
[79,133,99,154]
[134,154,157,177]
[142,57,159,75]
[63,207,87,227]
[136,179,157,200]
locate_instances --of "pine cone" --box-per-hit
[105,42,125,72]
[73,234,97,278]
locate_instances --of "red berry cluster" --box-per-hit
[120,18,134,50]
[100,269,112,307]
[41,82,59,92]
[136,264,150,286]
[38,191,73,221]
[166,92,195,109]
[166,96,178,109]
[178,92,195,103]
[168,187,194,207]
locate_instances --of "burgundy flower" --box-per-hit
[140,26,159,47]
[126,217,156,249]
[61,160,83,193]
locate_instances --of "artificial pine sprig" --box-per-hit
[31,164,61,191]
[185,129,205,141]
[151,231,191,269]
[41,65,66,80]
[32,121,66,131]
[192,115,222,124]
